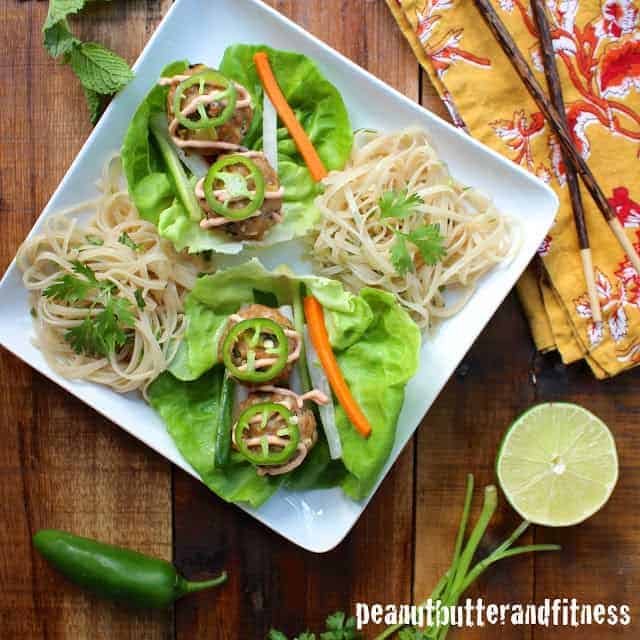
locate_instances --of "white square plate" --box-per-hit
[0,0,557,552]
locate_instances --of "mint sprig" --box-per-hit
[43,0,133,125]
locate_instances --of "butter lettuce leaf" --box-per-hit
[148,367,282,507]
[160,260,420,502]
[121,45,352,254]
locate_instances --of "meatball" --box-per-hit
[235,391,318,472]
[219,304,299,386]
[166,64,253,156]
[199,152,283,241]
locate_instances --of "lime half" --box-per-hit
[496,403,618,527]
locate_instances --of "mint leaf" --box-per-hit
[43,0,86,31]
[391,234,414,275]
[267,632,289,640]
[69,42,133,94]
[407,224,446,266]
[83,86,104,125]
[43,19,79,57]
[43,0,132,126]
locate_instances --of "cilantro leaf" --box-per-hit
[325,612,346,632]
[43,260,99,303]
[118,231,140,251]
[65,317,104,356]
[267,612,361,640]
[43,19,79,57]
[65,294,134,357]
[42,260,134,357]
[406,224,446,266]
[85,234,104,246]
[69,42,134,94]
[390,234,414,276]
[43,273,92,303]
[71,260,99,284]
[378,187,424,219]
[134,289,145,310]
[320,612,359,640]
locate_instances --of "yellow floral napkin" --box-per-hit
[387,0,640,378]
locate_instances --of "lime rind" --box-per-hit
[496,402,618,527]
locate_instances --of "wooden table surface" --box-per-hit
[1,1,638,638]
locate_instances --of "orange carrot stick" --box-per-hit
[253,52,328,182]
[303,295,372,438]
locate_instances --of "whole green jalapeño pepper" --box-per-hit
[33,530,227,608]
[203,154,265,220]
[235,402,301,466]
[173,68,237,131]
[222,317,288,383]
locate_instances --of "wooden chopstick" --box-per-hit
[530,0,601,322]
[472,0,640,281]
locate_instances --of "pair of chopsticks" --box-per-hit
[473,0,640,324]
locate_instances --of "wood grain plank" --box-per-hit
[412,294,536,639]
[173,1,420,638]
[531,356,639,639]
[0,1,173,638]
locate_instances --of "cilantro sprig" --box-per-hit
[268,611,360,640]
[43,0,134,124]
[377,188,447,276]
[43,260,136,357]
[379,188,424,219]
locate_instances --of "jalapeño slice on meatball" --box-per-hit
[203,154,265,220]
[235,402,300,466]
[222,318,288,383]
[173,69,237,131]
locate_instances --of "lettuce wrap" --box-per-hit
[121,45,353,254]
[148,260,421,505]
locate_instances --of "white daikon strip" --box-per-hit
[262,92,278,174]
[304,327,342,460]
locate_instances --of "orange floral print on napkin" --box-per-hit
[387,0,640,378]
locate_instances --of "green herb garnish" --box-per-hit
[43,0,134,124]
[134,289,145,310]
[390,224,447,275]
[65,294,135,357]
[378,188,424,219]
[118,232,140,251]
[43,260,107,303]
[85,235,104,246]
[268,611,360,640]
[43,261,135,357]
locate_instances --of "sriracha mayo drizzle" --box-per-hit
[159,72,252,151]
